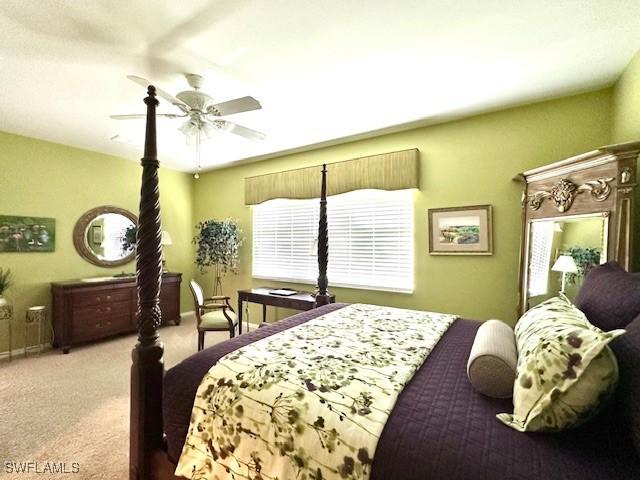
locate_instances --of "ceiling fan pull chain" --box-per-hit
[194,129,202,179]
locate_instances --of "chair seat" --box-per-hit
[199,310,238,330]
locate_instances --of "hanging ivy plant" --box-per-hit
[192,218,245,275]
[563,246,601,285]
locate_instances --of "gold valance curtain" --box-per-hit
[244,148,419,205]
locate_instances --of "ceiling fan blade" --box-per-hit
[208,96,262,116]
[110,113,185,120]
[220,120,265,141]
[126,75,189,112]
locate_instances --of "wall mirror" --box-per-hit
[73,206,137,267]
[517,141,640,316]
[525,213,608,309]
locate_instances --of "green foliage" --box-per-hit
[0,268,12,295]
[121,225,137,255]
[193,219,244,274]
[563,246,601,285]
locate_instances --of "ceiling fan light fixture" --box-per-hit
[176,90,215,112]
[200,122,216,139]
[179,120,198,137]
[114,74,264,172]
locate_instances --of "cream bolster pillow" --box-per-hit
[467,319,517,399]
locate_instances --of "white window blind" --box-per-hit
[252,189,414,293]
[528,221,554,297]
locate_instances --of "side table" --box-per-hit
[25,306,48,356]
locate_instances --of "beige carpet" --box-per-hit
[0,313,232,479]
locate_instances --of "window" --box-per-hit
[528,221,554,297]
[252,189,414,292]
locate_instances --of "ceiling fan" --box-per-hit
[111,73,265,176]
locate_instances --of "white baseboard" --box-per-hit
[178,310,195,320]
[0,343,52,360]
[0,311,196,359]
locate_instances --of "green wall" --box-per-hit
[0,131,195,353]
[612,49,640,270]
[193,89,613,326]
[613,49,640,143]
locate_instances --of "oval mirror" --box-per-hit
[73,206,137,267]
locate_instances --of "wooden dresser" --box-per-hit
[51,272,181,353]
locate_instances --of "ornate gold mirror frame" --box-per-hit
[515,141,640,315]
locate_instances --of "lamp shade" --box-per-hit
[552,255,578,274]
[161,230,173,246]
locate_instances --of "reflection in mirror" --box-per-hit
[527,214,608,308]
[84,213,136,262]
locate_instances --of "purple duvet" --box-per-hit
[163,304,640,479]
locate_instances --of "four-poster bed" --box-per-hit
[130,88,640,480]
[129,86,334,480]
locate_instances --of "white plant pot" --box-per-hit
[0,295,12,320]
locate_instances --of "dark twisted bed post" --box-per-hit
[315,164,331,306]
[130,86,165,480]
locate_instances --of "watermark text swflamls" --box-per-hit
[4,461,80,475]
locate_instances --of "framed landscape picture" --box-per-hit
[428,205,492,255]
[0,215,56,253]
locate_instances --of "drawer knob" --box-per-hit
[106,295,112,300]
[96,296,102,302]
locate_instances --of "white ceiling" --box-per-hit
[1,0,639,172]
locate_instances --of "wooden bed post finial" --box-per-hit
[316,164,331,306]
[130,85,165,480]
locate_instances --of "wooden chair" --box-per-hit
[188,279,238,351]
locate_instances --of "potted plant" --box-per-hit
[121,225,137,255]
[563,246,601,285]
[193,219,244,295]
[0,268,13,320]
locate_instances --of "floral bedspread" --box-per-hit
[175,303,457,480]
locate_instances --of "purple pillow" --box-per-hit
[574,261,640,330]
[610,314,640,457]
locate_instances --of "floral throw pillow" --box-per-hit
[497,295,625,432]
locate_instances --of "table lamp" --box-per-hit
[551,255,578,294]
[161,230,173,272]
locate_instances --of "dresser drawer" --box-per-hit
[72,288,131,308]
[72,301,132,341]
